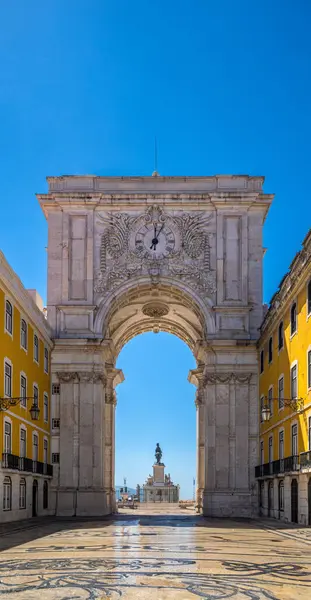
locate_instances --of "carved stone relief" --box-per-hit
[204,373,253,385]
[94,205,216,301]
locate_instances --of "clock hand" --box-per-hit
[157,224,164,238]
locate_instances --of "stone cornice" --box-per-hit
[0,251,53,346]
[260,228,311,338]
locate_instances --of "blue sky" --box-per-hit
[1,1,310,497]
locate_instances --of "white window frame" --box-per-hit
[290,360,298,400]
[4,417,12,454]
[278,374,285,411]
[20,426,27,458]
[308,413,311,451]
[291,420,298,456]
[290,300,298,337]
[33,333,39,363]
[268,435,273,463]
[19,478,26,509]
[44,347,49,374]
[4,358,13,398]
[20,372,27,408]
[4,298,13,336]
[268,336,273,364]
[32,432,39,462]
[43,437,48,464]
[33,383,39,408]
[52,453,60,464]
[278,320,284,352]
[20,317,27,351]
[278,428,284,460]
[3,476,12,511]
[43,393,49,423]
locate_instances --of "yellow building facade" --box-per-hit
[257,229,311,525]
[0,251,53,522]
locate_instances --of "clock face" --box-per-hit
[135,223,176,259]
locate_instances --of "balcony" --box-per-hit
[300,451,311,469]
[255,455,300,478]
[2,453,53,477]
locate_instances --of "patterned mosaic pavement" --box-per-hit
[0,506,311,599]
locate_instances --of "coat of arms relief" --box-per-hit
[94,205,216,300]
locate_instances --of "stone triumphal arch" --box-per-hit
[38,174,273,517]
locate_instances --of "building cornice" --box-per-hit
[0,251,53,346]
[260,229,311,338]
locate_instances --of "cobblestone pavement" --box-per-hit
[0,505,311,599]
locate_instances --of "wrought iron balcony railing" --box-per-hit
[2,453,53,477]
[255,455,300,478]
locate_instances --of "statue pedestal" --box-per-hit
[153,463,165,485]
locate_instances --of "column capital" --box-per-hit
[56,371,79,383]
[204,372,253,385]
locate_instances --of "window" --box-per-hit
[260,441,264,465]
[52,453,60,464]
[52,384,60,395]
[20,429,26,458]
[44,348,49,373]
[278,376,284,410]
[268,337,273,363]
[4,421,11,453]
[20,375,27,407]
[19,478,26,509]
[278,321,284,350]
[52,418,60,429]
[290,302,297,335]
[268,436,273,463]
[309,416,311,451]
[43,480,48,509]
[292,423,298,456]
[291,364,298,399]
[3,477,12,510]
[308,280,311,316]
[34,334,39,362]
[260,350,264,373]
[5,300,12,334]
[44,439,48,464]
[4,361,12,397]
[279,430,284,461]
[44,393,48,422]
[308,350,311,389]
[20,319,27,349]
[33,385,39,407]
[260,395,264,423]
[268,387,273,417]
[33,434,38,462]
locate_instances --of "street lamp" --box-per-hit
[261,396,304,422]
[0,397,40,421]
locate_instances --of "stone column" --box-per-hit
[195,384,206,512]
[203,371,256,518]
[104,384,116,514]
[57,371,80,516]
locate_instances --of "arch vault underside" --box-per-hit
[39,174,273,518]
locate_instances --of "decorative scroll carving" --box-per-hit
[94,206,216,301]
[204,373,253,385]
[56,372,79,383]
[174,213,212,260]
[142,302,169,318]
